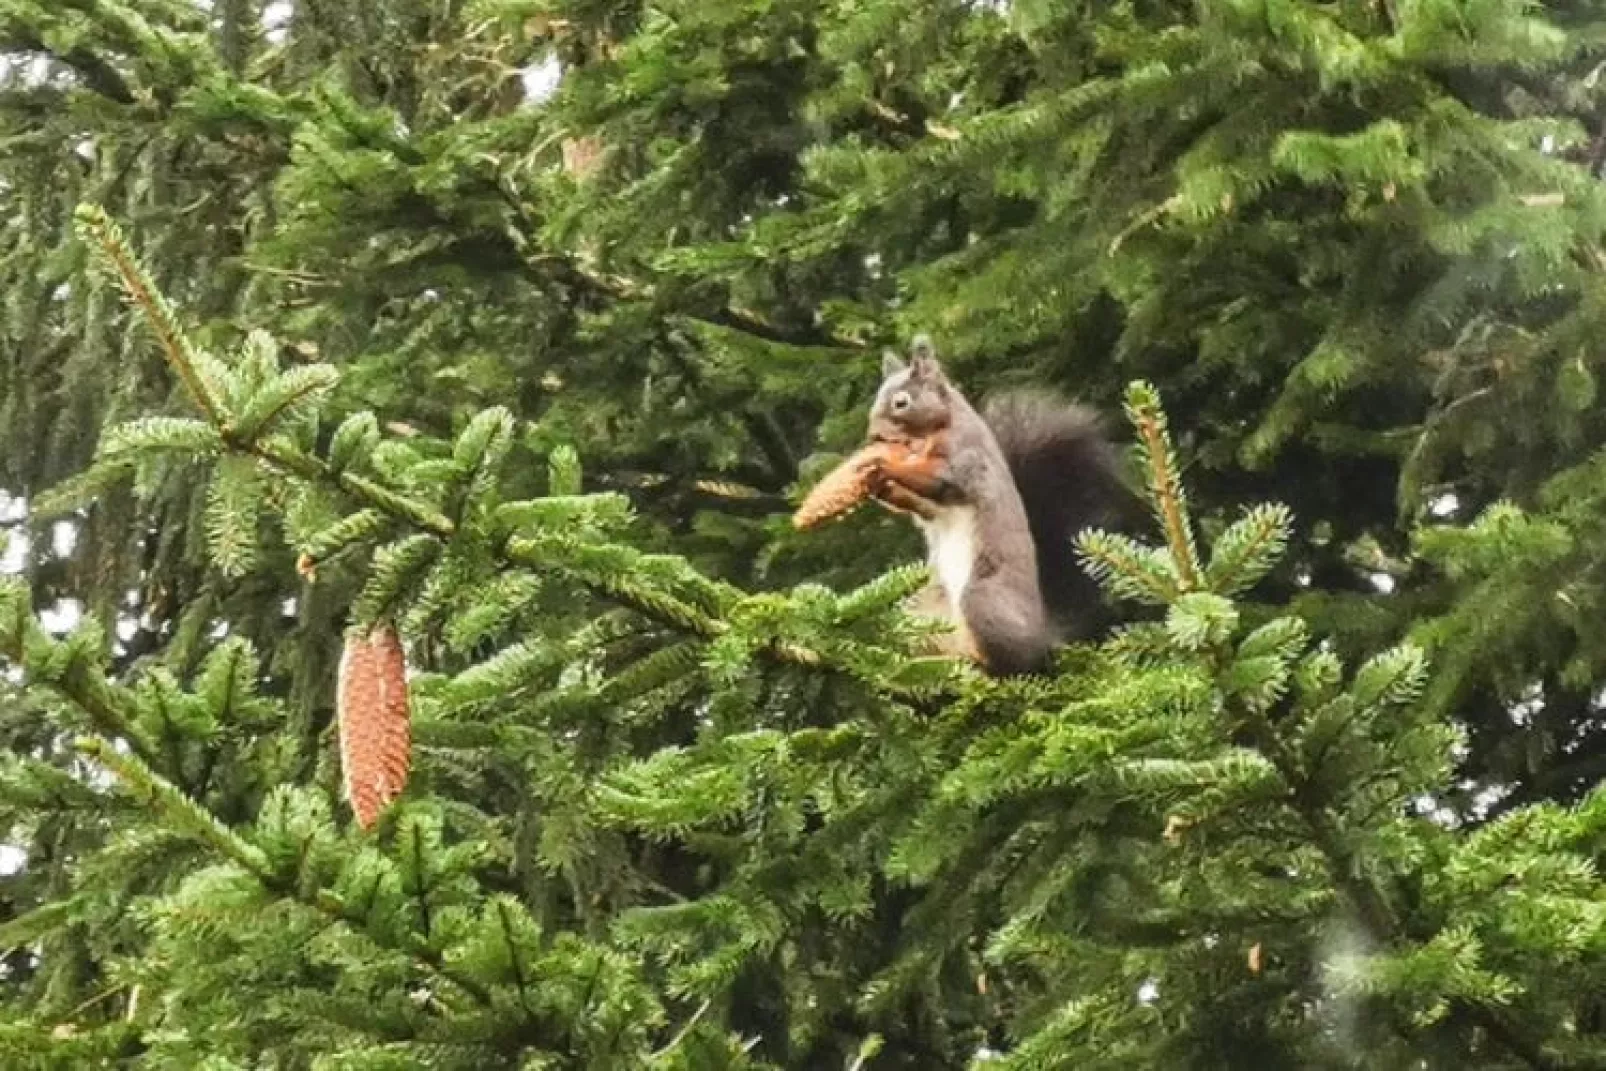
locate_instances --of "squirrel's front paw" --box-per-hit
[867,465,939,519]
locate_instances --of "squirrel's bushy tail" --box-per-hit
[982,390,1132,641]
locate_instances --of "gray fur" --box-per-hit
[865,337,1129,672]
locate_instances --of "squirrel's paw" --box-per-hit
[867,465,939,519]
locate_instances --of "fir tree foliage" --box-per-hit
[5,0,1606,1067]
[0,212,1599,1066]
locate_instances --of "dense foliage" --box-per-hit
[2,0,1605,1067]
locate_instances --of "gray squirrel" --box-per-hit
[863,336,1130,675]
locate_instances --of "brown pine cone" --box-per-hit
[337,624,412,829]
[793,442,887,529]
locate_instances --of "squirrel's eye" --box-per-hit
[891,391,912,414]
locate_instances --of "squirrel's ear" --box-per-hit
[881,350,907,378]
[909,334,940,378]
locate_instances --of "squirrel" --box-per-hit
[862,336,1130,675]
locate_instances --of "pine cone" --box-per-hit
[337,624,411,829]
[793,441,895,529]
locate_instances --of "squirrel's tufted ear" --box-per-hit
[881,350,907,378]
[909,334,940,379]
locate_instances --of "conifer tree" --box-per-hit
[2,0,1606,1069]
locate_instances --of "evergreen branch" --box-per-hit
[0,20,135,103]
[99,417,222,461]
[1124,382,1203,590]
[3,626,501,1015]
[496,896,537,1020]
[1204,504,1294,596]
[74,734,271,875]
[248,436,458,536]
[1119,385,1565,1070]
[832,565,930,624]
[70,738,498,1011]
[661,327,798,486]
[28,459,137,522]
[73,204,229,426]
[0,584,163,767]
[503,536,720,636]
[264,430,850,678]
[310,889,496,1010]
[234,365,341,442]
[0,897,86,953]
[521,251,866,352]
[352,534,441,625]
[548,444,582,496]
[1075,529,1181,605]
[53,674,163,771]
[298,508,390,573]
[416,176,867,356]
[272,420,845,679]
[327,411,381,472]
[408,818,433,939]
[204,454,265,578]
[67,211,934,697]
[258,430,850,679]
[59,0,187,54]
[1228,672,1563,1071]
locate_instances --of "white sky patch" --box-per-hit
[40,598,83,635]
[210,620,230,640]
[1412,794,1459,828]
[262,0,293,45]
[1430,493,1459,518]
[282,596,298,617]
[0,492,27,523]
[116,615,139,642]
[0,532,27,575]
[0,55,56,90]
[51,521,78,558]
[1509,683,1543,727]
[520,54,564,104]
[73,754,117,792]
[1466,781,1511,820]
[1369,572,1396,594]
[1137,979,1160,1005]
[0,844,27,876]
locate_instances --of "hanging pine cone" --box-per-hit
[337,623,411,829]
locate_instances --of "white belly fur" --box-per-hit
[917,506,978,617]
